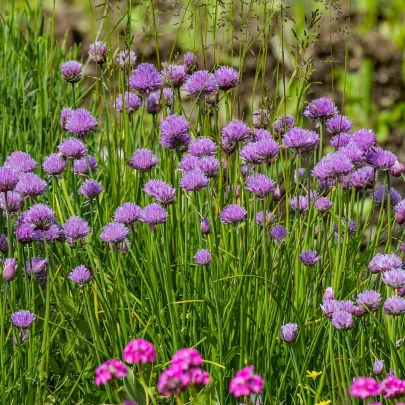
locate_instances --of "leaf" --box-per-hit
[124,369,147,405]
[194,384,220,405]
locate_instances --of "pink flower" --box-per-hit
[379,375,405,399]
[158,364,191,396]
[190,368,210,386]
[123,339,156,364]
[171,348,203,371]
[229,366,264,398]
[348,377,381,399]
[94,359,128,386]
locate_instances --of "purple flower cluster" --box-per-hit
[229,366,264,398]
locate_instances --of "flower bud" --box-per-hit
[3,258,17,281]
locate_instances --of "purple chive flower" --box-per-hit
[0,192,23,216]
[270,225,288,242]
[42,154,67,176]
[299,250,321,266]
[128,148,158,172]
[240,143,263,164]
[303,97,338,122]
[365,147,397,171]
[372,185,402,207]
[160,114,191,151]
[143,179,176,205]
[179,155,198,172]
[273,186,282,201]
[15,173,46,198]
[158,364,191,396]
[349,377,381,399]
[114,203,142,228]
[94,359,128,386]
[395,200,405,224]
[337,143,364,166]
[280,323,298,343]
[31,224,61,242]
[62,216,90,245]
[88,41,107,64]
[352,129,377,152]
[274,115,295,135]
[0,167,19,192]
[73,155,98,176]
[61,60,82,83]
[382,268,405,289]
[194,249,212,266]
[324,287,335,301]
[184,70,218,96]
[100,222,129,244]
[11,310,36,329]
[252,129,271,142]
[289,195,312,213]
[384,297,405,316]
[245,174,275,200]
[314,197,333,213]
[256,211,276,227]
[146,91,161,114]
[320,299,341,318]
[312,153,354,180]
[252,109,269,129]
[340,300,357,314]
[164,64,188,88]
[117,50,137,70]
[215,66,239,91]
[68,265,93,286]
[229,366,264,398]
[24,204,55,230]
[196,157,220,178]
[123,339,156,364]
[0,234,8,254]
[357,290,381,312]
[219,204,247,225]
[5,151,37,174]
[222,120,251,143]
[26,258,48,281]
[373,360,385,376]
[3,258,17,281]
[350,166,375,190]
[390,160,405,177]
[326,115,353,135]
[282,127,320,154]
[162,87,173,106]
[60,107,73,129]
[79,179,103,199]
[189,137,217,157]
[180,170,209,192]
[184,52,198,74]
[129,63,162,97]
[333,217,356,236]
[200,217,210,234]
[15,224,33,244]
[65,109,98,139]
[254,138,280,163]
[330,132,352,149]
[58,137,87,160]
[331,310,354,330]
[140,203,168,231]
[114,92,142,114]
[368,253,402,274]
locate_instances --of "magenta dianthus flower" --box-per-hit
[94,359,127,386]
[349,377,381,399]
[123,339,156,364]
[229,366,264,398]
[158,364,191,396]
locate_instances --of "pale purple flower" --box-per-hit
[58,137,87,160]
[123,339,156,364]
[389,160,405,177]
[350,166,375,190]
[326,115,353,134]
[196,157,220,178]
[194,249,212,266]
[143,179,176,205]
[61,60,82,83]
[252,128,271,142]
[189,137,217,157]
[270,225,288,242]
[373,360,385,376]
[382,268,405,289]
[303,97,338,122]
[320,299,341,318]
[215,66,239,91]
[160,114,191,150]
[24,204,55,230]
[31,224,61,242]
[0,192,23,216]
[0,167,19,192]
[128,148,158,172]
[395,199,405,224]
[254,138,280,163]
[42,154,67,176]
[333,217,356,236]
[256,211,276,226]
[274,115,294,135]
[180,170,209,191]
[79,179,103,199]
[140,203,168,231]
[330,132,352,149]
[245,174,275,200]
[200,217,210,234]
[100,222,129,244]
[222,120,250,142]
[62,216,90,245]
[179,155,198,172]
[117,50,136,70]
[15,224,33,244]
[324,287,334,301]
[352,129,377,152]
[357,290,381,312]
[372,185,401,207]
[60,107,73,129]
[252,109,269,129]
[3,258,17,281]
[68,265,93,286]
[114,203,142,227]
[282,127,320,154]
[184,52,198,74]
[129,63,162,97]
[65,109,98,139]
[73,155,98,176]
[219,204,247,225]
[184,70,217,96]
[349,377,381,399]
[162,87,173,106]
[4,151,37,174]
[314,197,332,213]
[158,364,191,396]
[331,310,354,330]
[15,173,46,198]
[280,323,298,343]
[240,143,262,164]
[368,253,402,274]
[11,310,36,329]
[164,64,188,88]
[384,296,405,316]
[94,359,128,386]
[26,257,48,276]
[88,41,107,64]
[312,153,354,180]
[220,136,237,155]
[365,147,397,170]
[299,250,321,266]
[114,92,142,114]
[337,143,364,166]
[229,366,264,398]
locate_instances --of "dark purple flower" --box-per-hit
[365,147,397,171]
[60,107,73,129]
[395,199,405,224]
[274,115,294,135]
[143,179,176,205]
[194,249,212,266]
[164,64,188,88]
[158,364,191,396]
[162,88,173,106]
[160,114,191,150]
[79,179,103,199]
[256,210,276,226]
[372,185,402,207]
[312,153,353,180]
[270,225,288,242]
[118,50,137,70]
[146,91,161,114]
[128,149,158,172]
[314,197,333,213]
[24,204,55,230]
[330,132,352,149]
[189,137,217,157]
[65,109,98,139]
[62,216,90,245]
[220,136,237,155]
[280,323,298,343]
[58,137,87,160]
[0,192,23,216]
[179,155,198,172]
[337,143,364,166]
[222,120,250,143]
[196,157,220,178]
[180,170,209,191]
[273,186,282,201]
[3,258,17,281]
[184,70,217,96]
[373,360,384,375]
[390,160,405,177]
[325,115,353,134]
[4,151,37,174]
[0,235,8,254]
[350,166,375,190]
[299,250,321,266]
[382,268,405,289]
[252,109,269,129]
[129,63,162,97]
[73,155,98,176]
[68,265,93,286]
[331,310,353,330]
[114,92,142,114]
[42,154,67,176]
[184,52,198,74]
[0,167,19,192]
[215,66,239,91]
[88,41,107,64]
[15,173,46,198]
[11,310,36,329]
[114,203,142,227]
[94,359,128,386]
[368,253,402,274]
[219,204,247,225]
[282,127,320,154]
[31,224,61,242]
[61,60,82,83]
[140,203,168,231]
[245,174,275,200]
[200,217,210,234]
[303,97,338,122]
[384,296,405,316]
[352,129,377,152]
[289,195,311,213]
[357,290,381,312]
[100,222,129,244]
